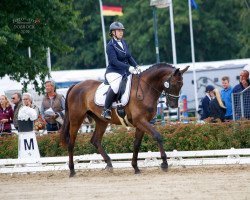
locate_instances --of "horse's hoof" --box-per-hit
[161,162,169,172]
[69,170,76,177]
[105,165,113,172]
[134,169,141,174]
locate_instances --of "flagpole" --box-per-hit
[99,0,108,67]
[169,0,177,65]
[47,47,51,78]
[28,47,31,58]
[152,6,160,63]
[188,0,199,116]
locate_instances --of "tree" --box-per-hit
[1,0,249,93]
[0,0,81,93]
[54,0,249,68]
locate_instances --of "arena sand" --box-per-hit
[0,165,249,200]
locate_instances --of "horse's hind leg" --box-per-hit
[90,118,112,170]
[132,128,144,174]
[68,120,82,177]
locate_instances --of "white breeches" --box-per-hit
[106,72,122,94]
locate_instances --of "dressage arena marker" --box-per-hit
[18,131,40,160]
[0,148,249,174]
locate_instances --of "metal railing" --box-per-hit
[232,86,250,120]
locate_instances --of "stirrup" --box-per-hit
[101,109,112,119]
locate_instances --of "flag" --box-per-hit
[102,5,123,16]
[191,0,198,9]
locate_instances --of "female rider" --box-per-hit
[101,21,141,120]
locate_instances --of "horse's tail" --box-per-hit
[60,84,75,147]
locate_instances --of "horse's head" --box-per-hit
[162,65,190,108]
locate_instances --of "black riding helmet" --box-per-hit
[205,85,215,92]
[109,21,125,37]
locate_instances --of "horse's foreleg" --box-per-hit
[132,128,144,174]
[137,121,168,171]
[90,120,112,170]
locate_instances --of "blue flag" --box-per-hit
[191,0,198,9]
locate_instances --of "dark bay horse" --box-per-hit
[60,63,189,177]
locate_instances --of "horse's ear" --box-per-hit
[180,66,190,74]
[173,68,180,76]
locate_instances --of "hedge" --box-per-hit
[0,121,249,159]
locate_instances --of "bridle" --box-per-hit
[163,73,182,105]
[135,71,182,107]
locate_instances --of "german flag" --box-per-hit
[102,5,123,16]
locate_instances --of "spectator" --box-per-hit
[220,76,233,120]
[11,92,22,130]
[41,80,65,132]
[200,85,215,120]
[0,95,14,133]
[22,93,40,116]
[233,70,250,93]
[209,88,226,122]
[232,70,250,119]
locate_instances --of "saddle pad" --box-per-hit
[94,74,132,108]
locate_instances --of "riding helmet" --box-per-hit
[205,85,215,92]
[109,22,125,36]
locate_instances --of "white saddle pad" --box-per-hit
[94,75,132,108]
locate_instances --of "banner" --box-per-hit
[102,5,123,16]
[150,0,171,8]
[191,0,198,9]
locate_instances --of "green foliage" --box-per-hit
[0,136,18,158]
[0,0,81,93]
[0,0,249,92]
[54,0,250,69]
[0,121,249,159]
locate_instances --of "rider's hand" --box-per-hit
[129,66,138,74]
[135,65,142,74]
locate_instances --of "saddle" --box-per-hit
[114,74,127,118]
[94,74,132,119]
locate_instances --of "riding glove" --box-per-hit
[129,66,138,74]
[135,65,142,74]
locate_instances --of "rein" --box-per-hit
[135,73,180,104]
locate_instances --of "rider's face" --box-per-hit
[113,29,124,39]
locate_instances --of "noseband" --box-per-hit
[163,74,181,106]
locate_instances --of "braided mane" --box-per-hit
[142,62,175,75]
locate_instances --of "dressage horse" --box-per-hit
[60,63,189,177]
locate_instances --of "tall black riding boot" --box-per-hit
[101,88,116,119]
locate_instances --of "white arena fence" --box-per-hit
[0,148,250,174]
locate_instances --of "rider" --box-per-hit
[101,21,141,120]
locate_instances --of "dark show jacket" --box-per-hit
[105,38,138,76]
[209,98,226,122]
[200,95,211,120]
[232,79,250,93]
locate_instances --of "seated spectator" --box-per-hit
[0,95,14,134]
[200,85,215,120]
[209,89,226,122]
[22,93,40,116]
[220,76,233,120]
[11,92,22,130]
